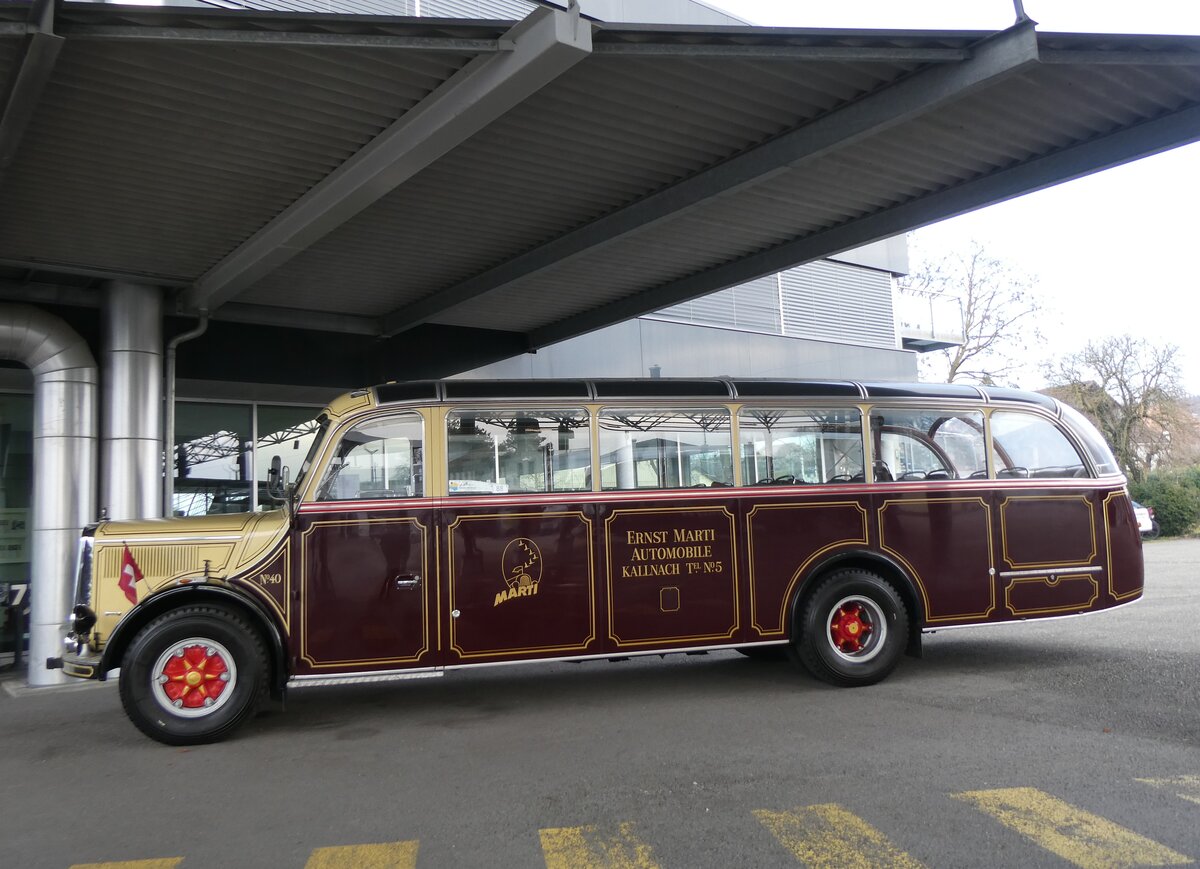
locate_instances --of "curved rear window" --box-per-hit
[1057,402,1120,476]
[990,411,1088,479]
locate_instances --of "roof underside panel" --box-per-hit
[426,57,1200,331]
[0,36,473,279]
[1,4,1198,355]
[238,53,919,311]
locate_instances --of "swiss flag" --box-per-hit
[118,545,143,605]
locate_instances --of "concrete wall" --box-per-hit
[455,318,918,381]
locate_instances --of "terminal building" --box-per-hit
[1,0,1197,681]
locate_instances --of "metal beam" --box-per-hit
[0,280,100,309]
[216,302,381,336]
[0,256,190,287]
[0,0,62,182]
[379,21,1040,337]
[527,101,1200,350]
[185,5,592,313]
[1040,48,1200,65]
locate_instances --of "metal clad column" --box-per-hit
[0,304,98,687]
[101,282,163,521]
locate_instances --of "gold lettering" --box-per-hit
[627,530,668,545]
[672,528,716,543]
[622,562,682,578]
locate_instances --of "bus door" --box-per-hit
[293,412,437,675]
[988,410,1109,620]
[871,408,997,627]
[439,408,598,666]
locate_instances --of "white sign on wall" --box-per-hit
[0,508,28,564]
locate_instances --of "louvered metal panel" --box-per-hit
[200,0,418,12]
[650,274,781,335]
[422,0,535,17]
[200,0,537,16]
[780,261,895,349]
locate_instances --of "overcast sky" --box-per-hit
[710,1,1200,392]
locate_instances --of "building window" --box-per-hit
[173,401,323,515]
[172,403,253,516]
[256,405,324,505]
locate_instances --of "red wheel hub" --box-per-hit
[159,644,230,708]
[829,602,874,654]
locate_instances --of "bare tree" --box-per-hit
[1043,335,1190,483]
[899,242,1042,385]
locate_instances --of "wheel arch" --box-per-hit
[99,586,288,698]
[788,549,925,657]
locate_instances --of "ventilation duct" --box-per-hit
[0,304,97,686]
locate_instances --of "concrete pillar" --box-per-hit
[101,282,163,521]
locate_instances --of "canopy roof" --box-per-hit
[2,1,1198,382]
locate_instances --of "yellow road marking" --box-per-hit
[753,802,925,868]
[304,840,419,869]
[540,822,661,869]
[1136,776,1200,806]
[954,787,1191,868]
[69,861,182,869]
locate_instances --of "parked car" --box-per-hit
[1132,501,1160,539]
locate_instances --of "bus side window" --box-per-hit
[598,408,732,490]
[871,407,986,482]
[316,413,424,501]
[738,407,864,485]
[990,411,1089,479]
[447,408,591,495]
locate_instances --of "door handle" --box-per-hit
[393,574,421,590]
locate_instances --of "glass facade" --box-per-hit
[0,394,32,667]
[172,401,322,516]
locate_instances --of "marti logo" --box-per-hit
[495,537,542,607]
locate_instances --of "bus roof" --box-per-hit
[368,379,1059,410]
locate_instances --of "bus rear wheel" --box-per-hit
[119,604,267,745]
[794,569,908,687]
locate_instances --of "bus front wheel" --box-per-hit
[119,604,268,745]
[794,569,908,687]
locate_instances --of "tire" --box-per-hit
[1142,520,1160,541]
[793,569,908,687]
[119,605,268,745]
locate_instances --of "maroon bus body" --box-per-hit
[273,475,1141,676]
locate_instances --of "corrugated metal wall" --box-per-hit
[197,0,538,16]
[652,275,781,335]
[422,0,534,18]
[193,0,744,22]
[651,261,897,350]
[781,261,896,349]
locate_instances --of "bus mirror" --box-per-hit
[268,455,283,498]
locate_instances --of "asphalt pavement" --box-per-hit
[2,539,1198,869]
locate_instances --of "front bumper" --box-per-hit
[46,652,104,680]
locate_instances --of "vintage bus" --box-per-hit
[52,379,1142,744]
